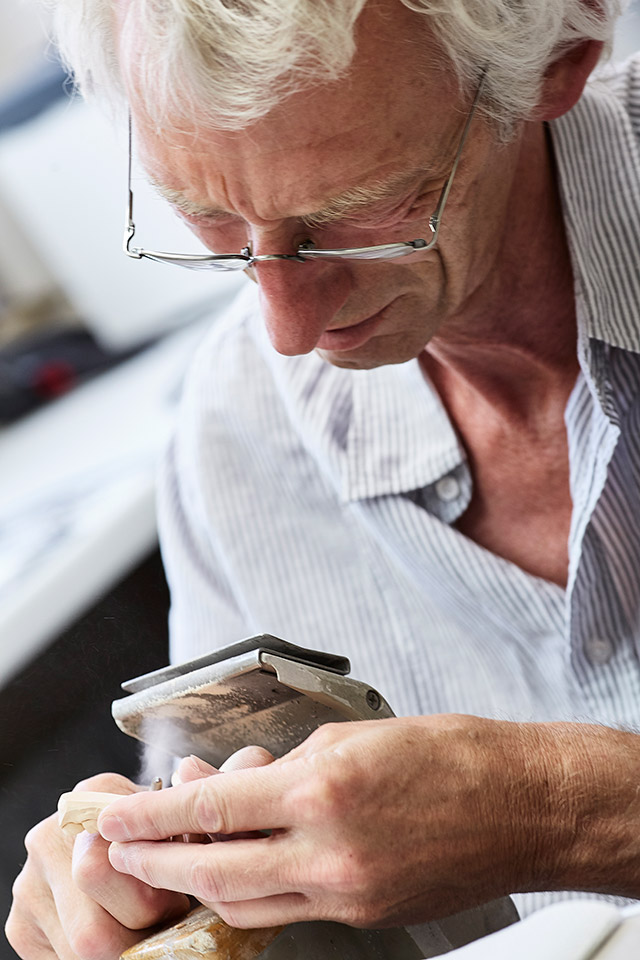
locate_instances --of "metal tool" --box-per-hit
[112,635,394,765]
[111,635,518,959]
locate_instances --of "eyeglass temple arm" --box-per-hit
[124,112,142,259]
[428,70,487,239]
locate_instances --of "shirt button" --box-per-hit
[435,475,460,502]
[587,637,613,665]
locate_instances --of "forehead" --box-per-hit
[129,2,457,220]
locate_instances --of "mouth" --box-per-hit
[316,306,390,352]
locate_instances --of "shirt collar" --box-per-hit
[550,62,640,364]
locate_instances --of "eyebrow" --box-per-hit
[148,165,433,227]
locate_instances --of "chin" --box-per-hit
[316,335,428,370]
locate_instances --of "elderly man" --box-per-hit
[7,0,640,957]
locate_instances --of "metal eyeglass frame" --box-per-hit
[124,74,486,272]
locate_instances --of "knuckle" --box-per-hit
[189,854,223,902]
[292,763,352,826]
[5,908,38,959]
[191,781,227,834]
[24,816,56,858]
[23,824,40,857]
[5,893,56,960]
[305,723,342,751]
[68,914,137,960]
[71,836,111,894]
[68,922,113,960]
[10,868,31,906]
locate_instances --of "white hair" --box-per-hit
[49,0,626,133]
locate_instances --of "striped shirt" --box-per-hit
[158,55,640,917]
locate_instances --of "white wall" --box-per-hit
[0,1,54,309]
[0,0,51,98]
[614,0,640,60]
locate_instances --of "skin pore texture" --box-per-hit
[9,4,640,960]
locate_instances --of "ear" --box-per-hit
[534,39,603,121]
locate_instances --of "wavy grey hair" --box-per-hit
[50,0,625,133]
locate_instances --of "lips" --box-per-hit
[316,307,388,352]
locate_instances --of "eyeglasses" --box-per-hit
[124,75,485,272]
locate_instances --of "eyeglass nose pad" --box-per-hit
[241,244,253,258]
[298,238,316,251]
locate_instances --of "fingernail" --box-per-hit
[189,755,217,774]
[99,815,131,842]
[108,843,126,870]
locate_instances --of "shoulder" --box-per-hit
[589,53,640,142]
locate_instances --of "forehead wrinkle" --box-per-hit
[147,160,436,225]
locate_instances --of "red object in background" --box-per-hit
[31,360,77,398]
[0,327,142,423]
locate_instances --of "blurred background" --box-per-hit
[0,1,246,950]
[0,1,638,956]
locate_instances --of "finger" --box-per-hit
[72,772,144,795]
[214,748,275,839]
[5,917,58,960]
[41,829,160,960]
[214,893,313,929]
[98,764,293,841]
[49,895,145,960]
[72,830,190,930]
[108,835,292,904]
[173,750,274,840]
[6,873,60,960]
[172,756,219,786]
[172,747,275,786]
[21,850,143,960]
[220,746,275,772]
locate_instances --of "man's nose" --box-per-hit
[249,229,351,356]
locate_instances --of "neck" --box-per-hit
[424,121,579,430]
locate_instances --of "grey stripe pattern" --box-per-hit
[158,56,640,918]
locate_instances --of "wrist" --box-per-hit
[518,722,640,897]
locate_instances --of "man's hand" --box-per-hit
[97,717,640,930]
[5,773,190,960]
[94,715,606,930]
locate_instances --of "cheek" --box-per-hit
[344,259,446,321]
